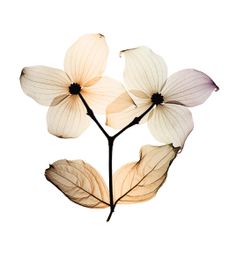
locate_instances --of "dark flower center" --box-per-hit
[151,92,164,105]
[69,83,81,95]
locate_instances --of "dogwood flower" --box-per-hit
[106,46,218,147]
[20,34,124,138]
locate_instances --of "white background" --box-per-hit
[1,0,235,263]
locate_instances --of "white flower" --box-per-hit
[106,46,218,147]
[20,34,124,138]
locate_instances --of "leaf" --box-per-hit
[113,144,179,204]
[45,159,110,208]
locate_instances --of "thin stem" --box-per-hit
[106,137,115,221]
[106,208,114,222]
[78,93,109,138]
[113,103,155,139]
[78,92,155,221]
[78,92,115,221]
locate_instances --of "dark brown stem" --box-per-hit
[112,103,155,139]
[78,93,155,221]
[78,93,109,138]
[106,137,115,222]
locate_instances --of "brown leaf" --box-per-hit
[45,159,110,208]
[113,144,179,204]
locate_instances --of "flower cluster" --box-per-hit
[20,34,218,221]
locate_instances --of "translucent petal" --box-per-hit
[148,104,193,147]
[47,96,90,138]
[20,66,70,106]
[64,34,108,86]
[162,69,219,106]
[121,46,167,96]
[106,92,153,129]
[128,89,152,105]
[82,77,125,114]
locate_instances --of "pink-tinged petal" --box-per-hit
[162,69,219,107]
[121,46,167,96]
[20,66,70,106]
[148,104,193,147]
[64,34,108,86]
[47,96,90,138]
[82,77,126,114]
[106,92,153,129]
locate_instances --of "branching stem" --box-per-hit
[78,93,155,221]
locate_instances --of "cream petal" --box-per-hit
[20,66,70,106]
[129,89,151,105]
[162,69,219,107]
[129,89,150,99]
[82,77,125,114]
[47,95,90,138]
[64,34,108,86]
[106,92,135,114]
[148,104,193,147]
[106,92,153,129]
[121,46,167,96]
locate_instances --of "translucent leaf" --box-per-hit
[45,159,110,208]
[114,144,178,204]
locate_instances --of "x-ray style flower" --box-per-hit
[20,35,219,221]
[106,46,218,147]
[20,34,124,138]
